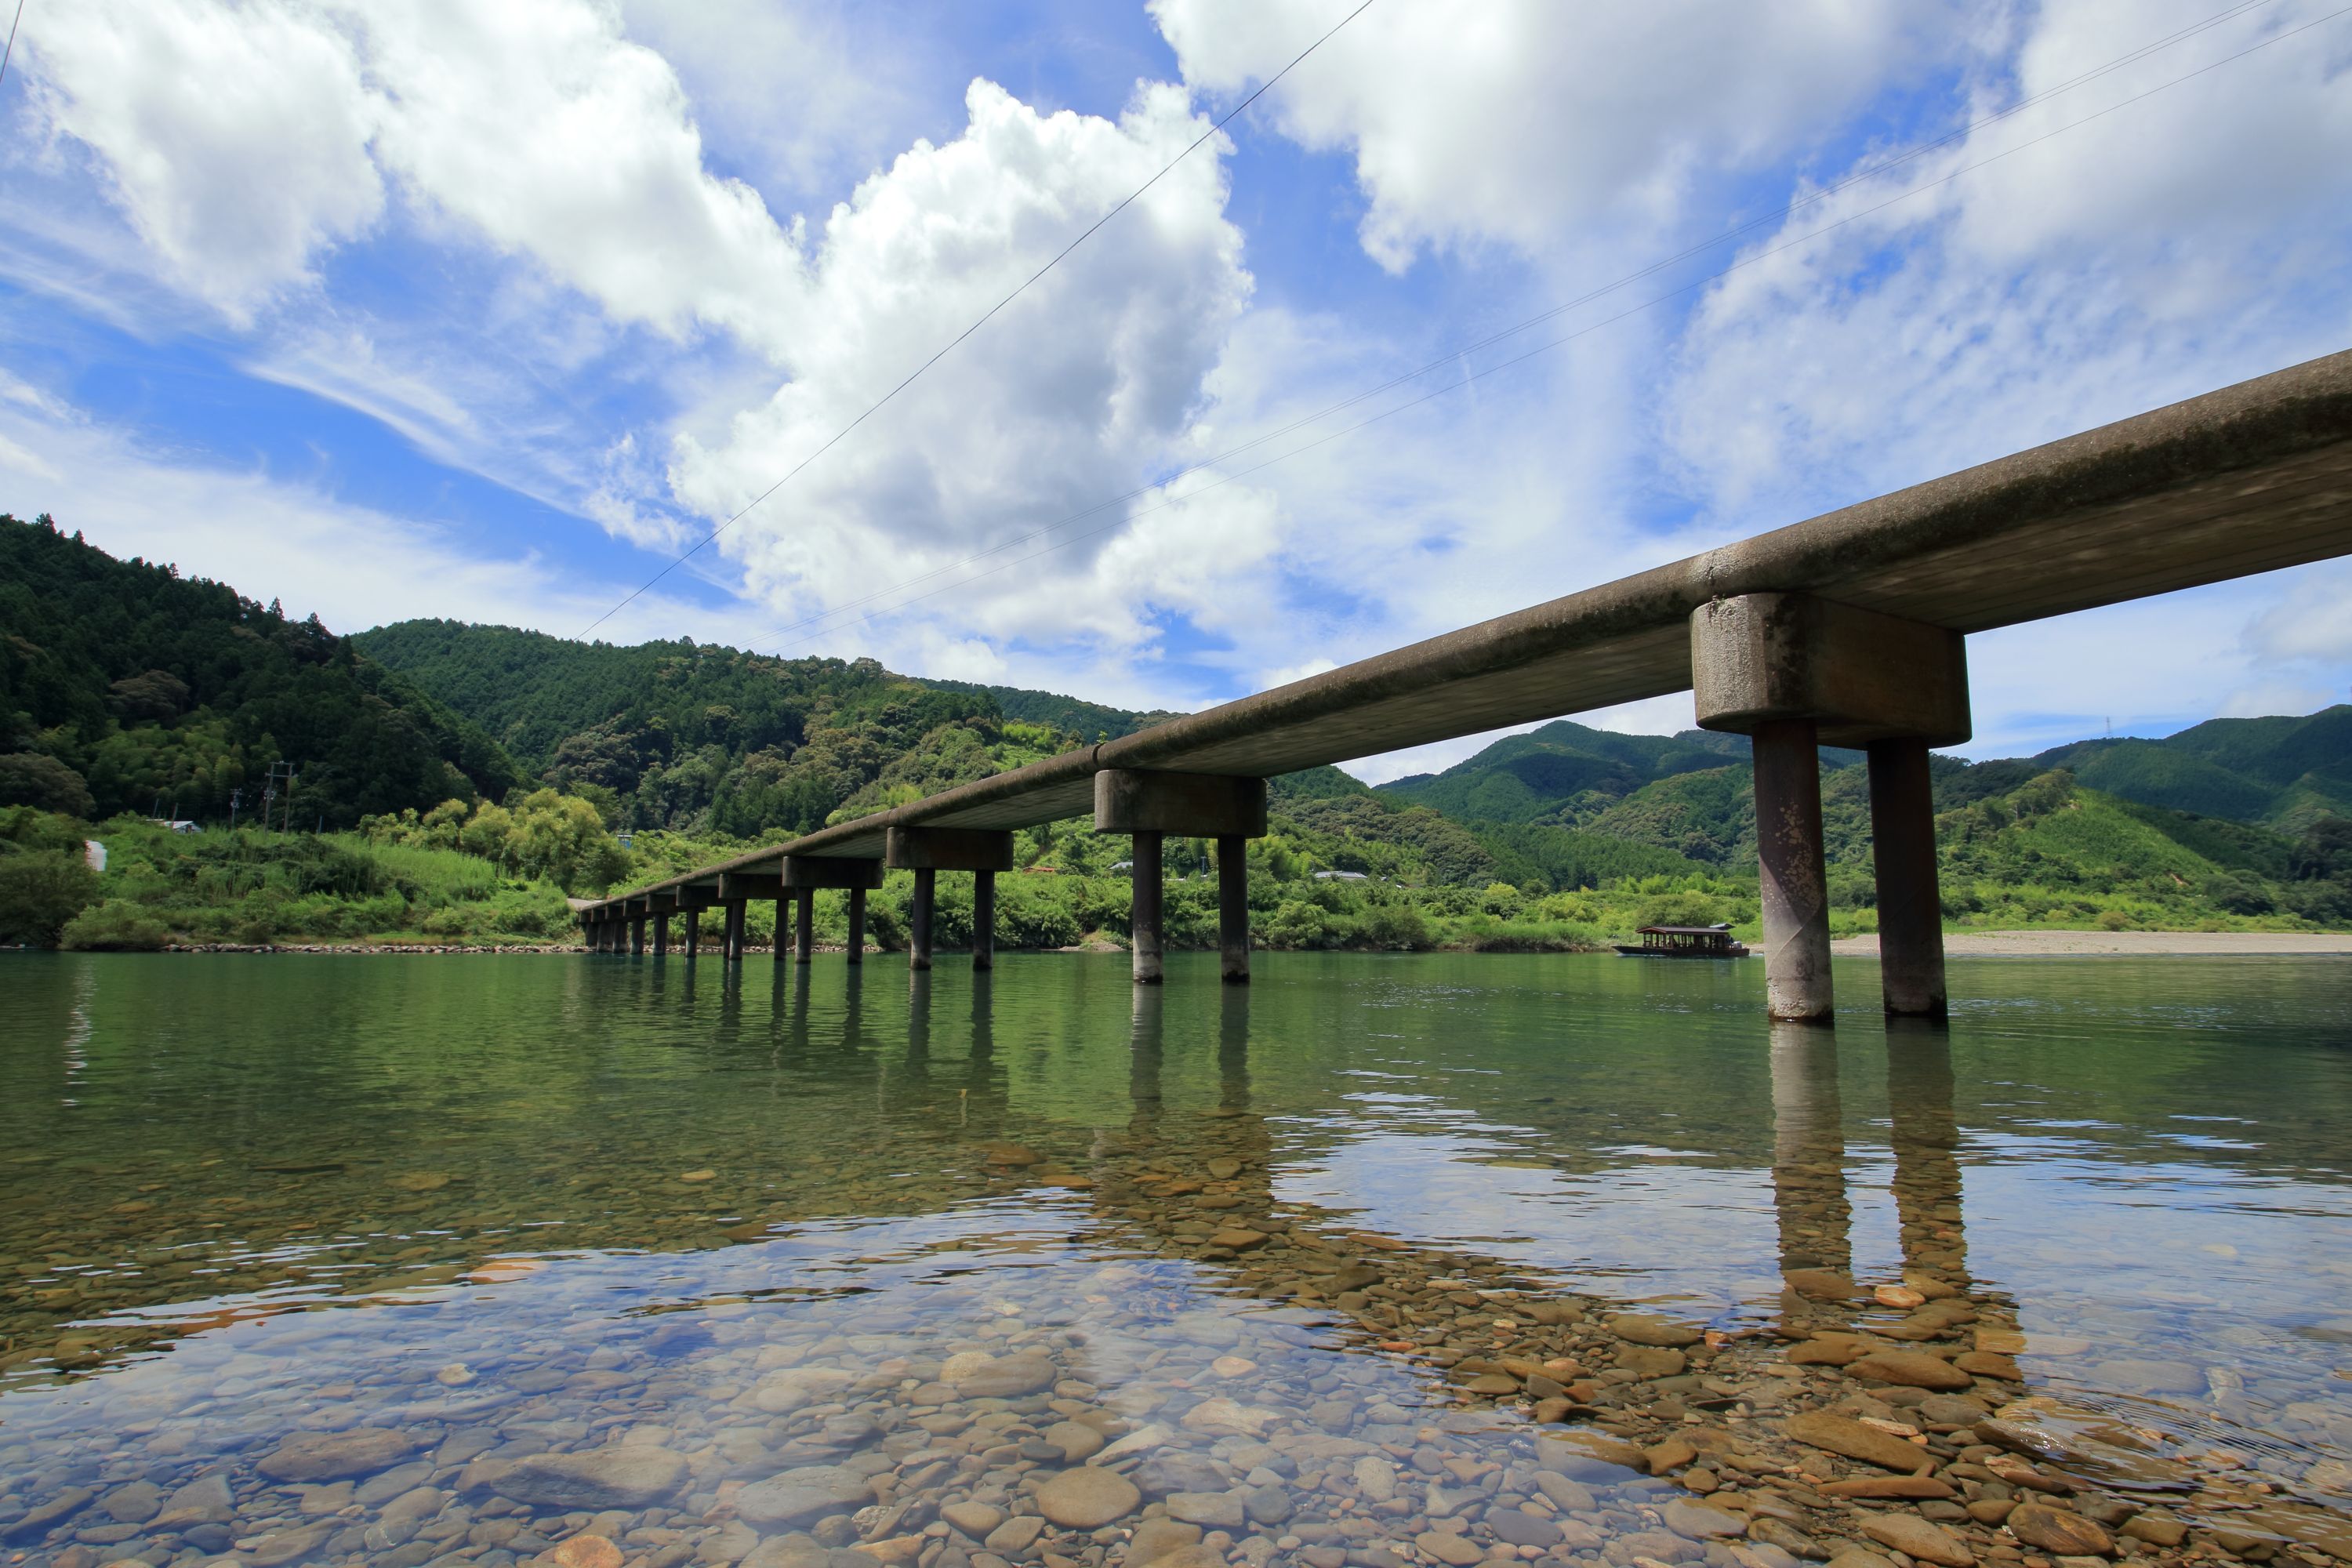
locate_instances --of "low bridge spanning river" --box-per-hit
[580,349,2352,1021]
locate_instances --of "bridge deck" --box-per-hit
[588,347,2352,912]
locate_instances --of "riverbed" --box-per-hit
[2,952,2347,1568]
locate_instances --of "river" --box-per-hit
[2,952,2347,1568]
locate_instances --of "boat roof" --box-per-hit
[1639,925,1737,935]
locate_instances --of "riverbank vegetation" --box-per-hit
[5,516,2347,950]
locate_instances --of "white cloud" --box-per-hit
[1151,0,1944,271]
[614,0,930,205]
[670,78,1257,657]
[347,0,809,359]
[1662,0,2352,524]
[22,0,383,318]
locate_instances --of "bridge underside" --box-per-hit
[593,348,2352,905]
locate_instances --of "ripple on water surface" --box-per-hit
[1,950,2349,1568]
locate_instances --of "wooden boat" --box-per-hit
[1613,924,1750,958]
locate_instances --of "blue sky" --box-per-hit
[3,0,2350,779]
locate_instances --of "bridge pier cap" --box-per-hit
[884,827,1014,871]
[779,855,885,891]
[1093,770,1269,838]
[1691,592,1970,748]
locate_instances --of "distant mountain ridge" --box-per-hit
[1379,710,2351,840]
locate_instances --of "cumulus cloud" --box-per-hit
[1151,0,1944,270]
[671,78,1256,654]
[23,0,384,318]
[21,0,805,350]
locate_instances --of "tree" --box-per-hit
[0,753,96,817]
[0,851,100,945]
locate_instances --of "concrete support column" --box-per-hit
[652,911,670,957]
[629,913,646,955]
[972,870,996,971]
[1693,592,1971,1026]
[1753,717,1835,1022]
[794,889,814,964]
[1130,831,1164,985]
[774,896,789,964]
[909,868,936,971]
[1217,835,1249,984]
[846,887,866,964]
[884,829,1012,971]
[724,899,746,962]
[1094,771,1267,987]
[683,908,700,960]
[1867,736,1947,1018]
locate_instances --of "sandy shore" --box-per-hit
[1831,927,2352,956]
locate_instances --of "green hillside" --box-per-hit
[1373,709,2352,929]
[5,516,2346,949]
[351,620,1103,839]
[0,514,520,827]
[2035,707,2352,828]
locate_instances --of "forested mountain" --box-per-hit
[2030,707,2352,829]
[354,620,1138,838]
[1380,711,2352,856]
[0,514,519,827]
[1378,713,2352,924]
[4,514,2345,949]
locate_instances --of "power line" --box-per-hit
[577,0,1380,638]
[735,0,2289,656]
[748,2,2348,659]
[0,0,27,90]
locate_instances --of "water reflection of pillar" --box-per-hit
[1217,984,1250,1115]
[1769,1022,1853,1293]
[840,962,865,1065]
[907,971,932,1059]
[1127,984,1165,1145]
[1211,985,1279,1244]
[1884,1019,1969,1290]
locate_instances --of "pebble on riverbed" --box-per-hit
[3,1103,2347,1568]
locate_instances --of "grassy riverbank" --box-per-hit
[5,797,2338,953]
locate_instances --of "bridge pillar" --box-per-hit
[1096,771,1269,985]
[1217,837,1250,983]
[973,870,996,971]
[653,909,670,957]
[1751,721,1835,1022]
[1868,738,1947,1017]
[909,869,936,971]
[783,856,883,963]
[682,907,700,960]
[722,899,746,962]
[887,829,1014,970]
[774,894,789,964]
[1693,593,1969,1022]
[629,910,646,955]
[794,889,814,964]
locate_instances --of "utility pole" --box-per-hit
[261,761,297,834]
[228,787,241,832]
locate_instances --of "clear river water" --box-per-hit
[2,952,2348,1568]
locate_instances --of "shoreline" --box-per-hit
[1831,928,2352,956]
[12,927,2343,956]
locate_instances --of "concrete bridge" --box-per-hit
[579,348,2352,1022]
